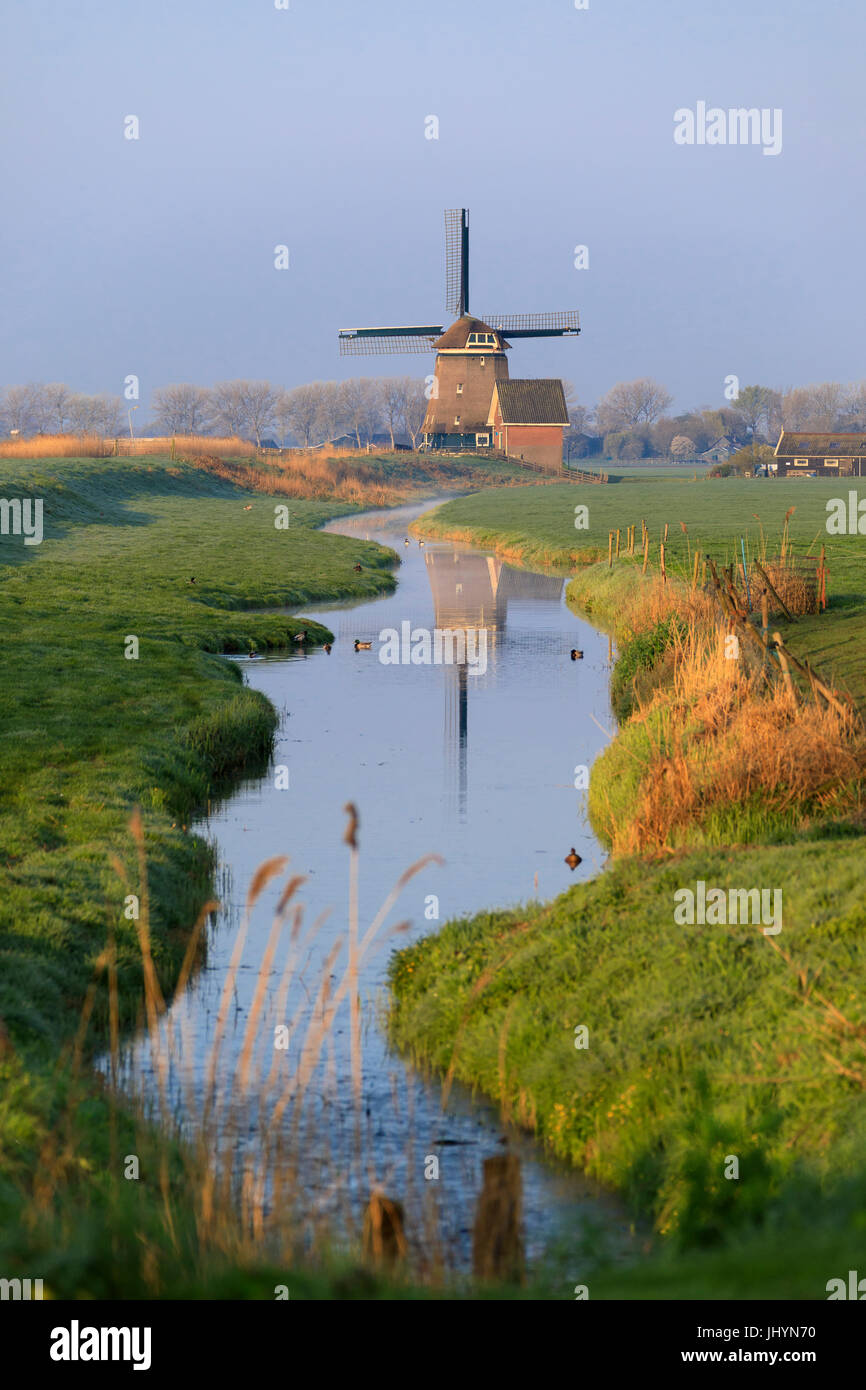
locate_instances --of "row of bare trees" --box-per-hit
[6,373,866,457]
[0,384,125,439]
[0,378,431,449]
[571,377,866,460]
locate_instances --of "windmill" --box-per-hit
[339,210,580,463]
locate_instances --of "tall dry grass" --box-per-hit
[0,432,259,460]
[602,613,866,855]
[595,548,865,855]
[79,806,450,1284]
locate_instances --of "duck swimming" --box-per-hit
[354,639,372,651]
[570,649,584,661]
[565,847,582,870]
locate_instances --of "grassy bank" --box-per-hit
[413,478,866,706]
[391,475,866,1296]
[0,454,423,1297]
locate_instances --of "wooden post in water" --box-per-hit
[472,1154,525,1285]
[362,1193,407,1266]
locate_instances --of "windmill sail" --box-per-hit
[481,311,581,338]
[444,208,469,317]
[338,325,443,356]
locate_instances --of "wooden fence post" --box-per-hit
[660,542,666,583]
[773,633,797,702]
[755,561,795,622]
[642,530,650,575]
[608,532,613,568]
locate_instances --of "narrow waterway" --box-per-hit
[114,498,628,1275]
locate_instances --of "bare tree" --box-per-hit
[0,384,40,436]
[596,378,673,433]
[340,378,382,447]
[150,384,213,435]
[315,382,349,445]
[240,380,279,445]
[276,384,318,446]
[65,393,123,436]
[210,380,249,437]
[402,378,429,449]
[781,382,848,432]
[381,379,407,449]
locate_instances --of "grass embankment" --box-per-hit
[392,476,866,1297]
[0,454,416,1297]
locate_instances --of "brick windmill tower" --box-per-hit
[339,210,580,471]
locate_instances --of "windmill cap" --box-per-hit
[433,315,509,350]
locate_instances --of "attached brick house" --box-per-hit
[488,379,570,473]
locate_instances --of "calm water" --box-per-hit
[113,499,629,1273]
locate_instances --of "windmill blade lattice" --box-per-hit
[481,311,581,338]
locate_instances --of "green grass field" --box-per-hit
[390,472,866,1296]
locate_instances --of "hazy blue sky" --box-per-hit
[2,0,864,413]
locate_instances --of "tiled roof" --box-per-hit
[775,431,866,456]
[495,379,569,425]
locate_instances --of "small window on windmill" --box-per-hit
[479,356,486,366]
[456,383,464,394]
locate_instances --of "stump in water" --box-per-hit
[362,1193,407,1265]
[472,1153,525,1284]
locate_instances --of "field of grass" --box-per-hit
[390,472,866,1295]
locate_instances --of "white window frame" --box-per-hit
[475,432,490,447]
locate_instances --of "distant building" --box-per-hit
[773,431,866,477]
[700,435,739,464]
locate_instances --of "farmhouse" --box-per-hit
[773,431,866,477]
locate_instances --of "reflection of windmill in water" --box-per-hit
[424,548,564,815]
